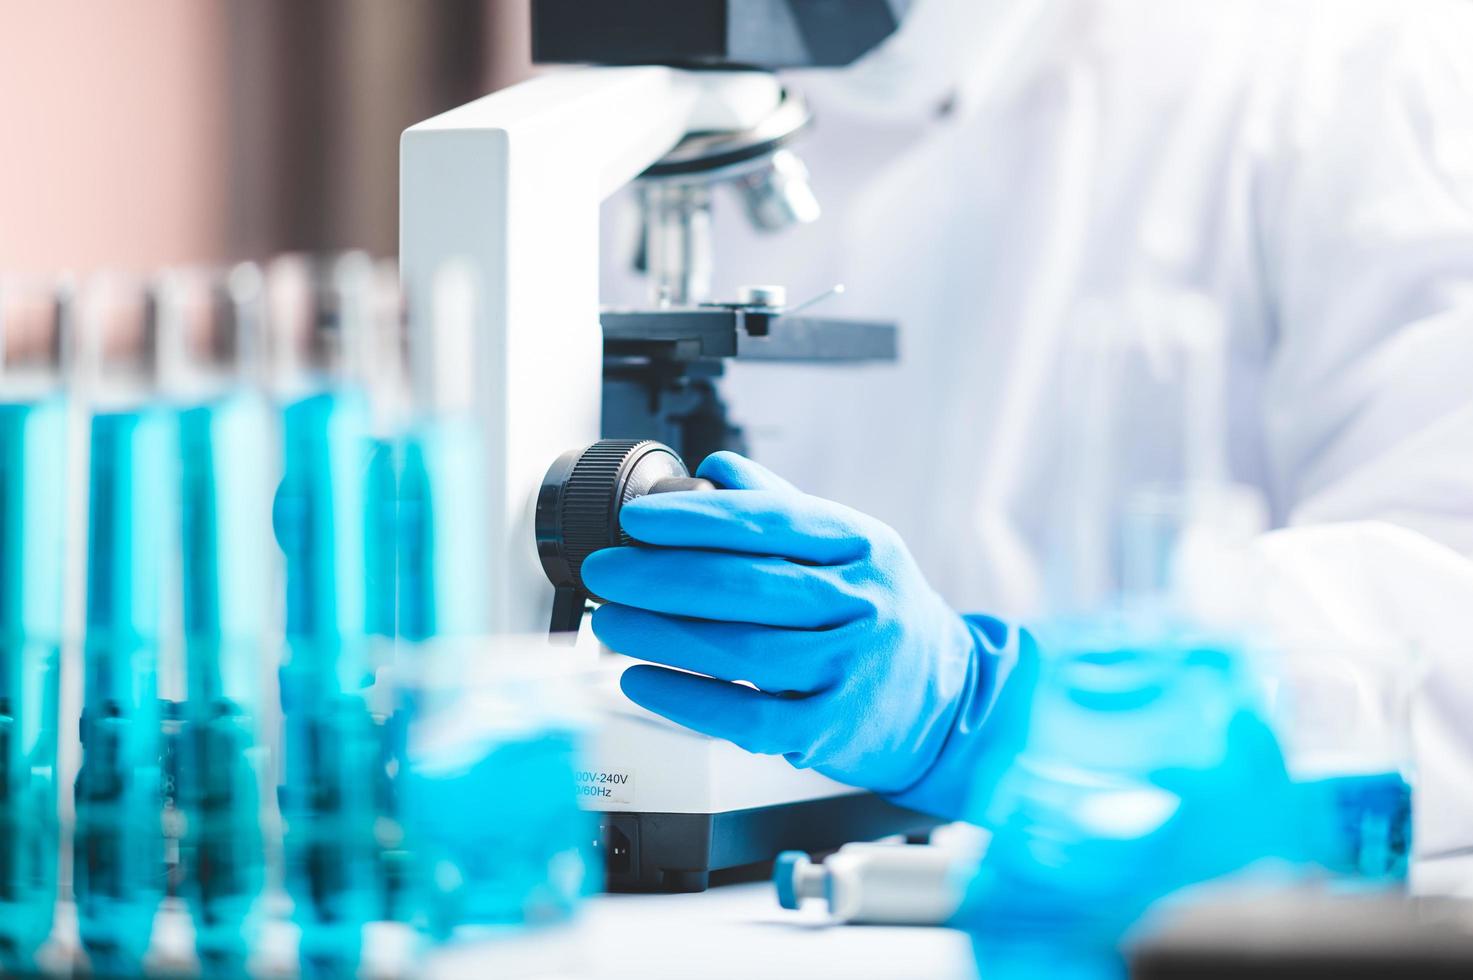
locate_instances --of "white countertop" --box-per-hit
[421,881,977,980]
[581,881,977,980]
[50,880,974,979]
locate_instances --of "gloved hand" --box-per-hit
[579,452,1021,819]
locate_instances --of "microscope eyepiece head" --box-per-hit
[532,0,913,70]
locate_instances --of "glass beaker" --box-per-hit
[397,636,597,963]
[1252,634,1419,882]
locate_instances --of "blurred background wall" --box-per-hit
[0,0,532,275]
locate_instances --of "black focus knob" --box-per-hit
[536,439,714,633]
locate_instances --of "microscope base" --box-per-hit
[598,794,936,893]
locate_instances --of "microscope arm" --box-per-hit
[400,67,782,635]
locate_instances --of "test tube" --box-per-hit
[72,277,175,975]
[398,260,491,643]
[357,261,412,922]
[0,279,70,972]
[1043,286,1263,618]
[365,260,407,650]
[268,253,381,977]
[377,262,492,927]
[157,266,273,974]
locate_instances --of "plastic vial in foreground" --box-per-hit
[158,267,274,975]
[73,278,176,975]
[0,281,70,972]
[774,826,988,926]
[269,254,382,977]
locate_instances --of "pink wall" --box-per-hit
[0,1,230,274]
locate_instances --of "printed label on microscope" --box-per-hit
[576,768,636,805]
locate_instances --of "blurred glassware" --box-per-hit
[1253,634,1420,882]
[957,615,1418,980]
[0,276,71,974]
[72,274,175,975]
[1045,286,1265,621]
[400,636,597,949]
[158,264,275,975]
[267,252,384,977]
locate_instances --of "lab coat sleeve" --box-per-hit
[1258,1,1473,554]
[1237,2,1473,868]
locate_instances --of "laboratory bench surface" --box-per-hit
[581,881,977,980]
[429,880,977,979]
[42,883,977,979]
[40,857,1473,977]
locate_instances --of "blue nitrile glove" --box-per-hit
[579,451,1020,819]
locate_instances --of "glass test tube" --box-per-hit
[399,261,490,644]
[269,254,381,977]
[378,263,493,930]
[1044,286,1261,618]
[0,280,70,972]
[73,278,175,975]
[159,266,273,974]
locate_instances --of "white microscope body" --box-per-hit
[400,67,923,891]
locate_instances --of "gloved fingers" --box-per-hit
[581,546,868,628]
[619,663,807,756]
[620,489,870,565]
[695,451,802,493]
[591,603,836,692]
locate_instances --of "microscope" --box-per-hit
[400,0,930,891]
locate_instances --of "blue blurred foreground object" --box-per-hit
[177,391,272,976]
[583,452,1009,818]
[0,396,66,973]
[76,406,174,975]
[274,387,381,978]
[956,619,1412,980]
[398,639,597,949]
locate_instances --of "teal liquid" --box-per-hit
[0,398,66,971]
[75,407,174,973]
[379,418,492,925]
[959,624,1416,980]
[396,418,490,643]
[274,389,379,976]
[178,392,271,974]
[364,436,399,642]
[959,624,1313,979]
[1297,770,1411,881]
[404,729,593,940]
[365,434,412,922]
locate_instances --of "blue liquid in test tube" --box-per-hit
[75,405,175,975]
[0,396,67,972]
[275,387,380,977]
[177,389,272,975]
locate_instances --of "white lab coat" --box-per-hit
[601,0,1473,876]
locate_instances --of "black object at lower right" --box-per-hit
[1129,890,1473,979]
[596,793,938,893]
